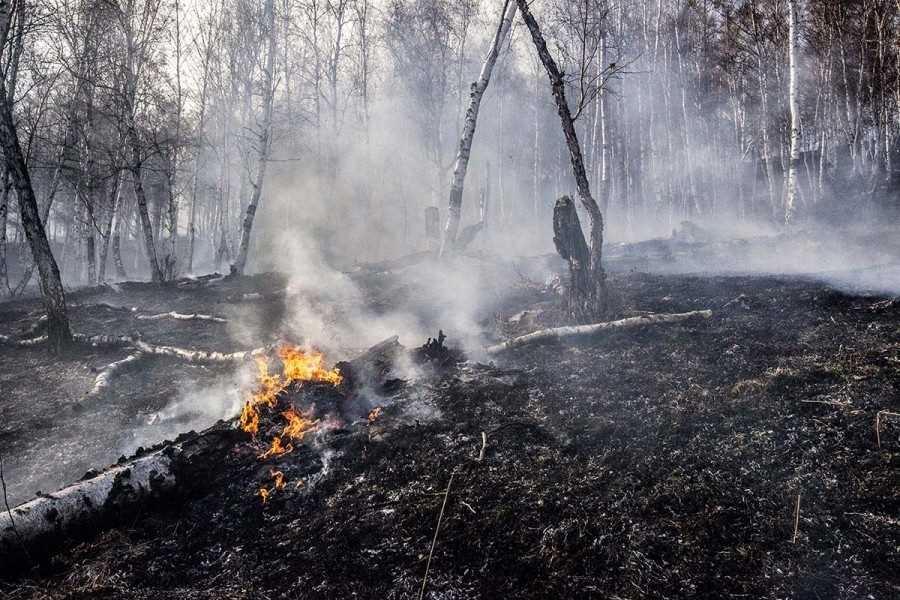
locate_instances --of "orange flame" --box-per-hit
[259,436,294,459]
[240,345,342,436]
[282,407,318,440]
[244,345,341,500]
[279,346,343,386]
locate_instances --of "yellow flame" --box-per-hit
[240,345,342,436]
[279,346,343,386]
[259,436,293,459]
[282,407,318,440]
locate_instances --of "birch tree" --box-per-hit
[439,0,516,257]
[231,0,276,276]
[785,0,801,225]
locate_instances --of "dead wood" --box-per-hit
[485,310,713,354]
[0,334,47,347]
[553,196,593,320]
[0,426,240,571]
[84,352,144,401]
[131,340,265,363]
[336,336,405,394]
[136,311,227,323]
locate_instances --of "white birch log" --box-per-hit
[84,352,144,400]
[0,450,176,560]
[0,334,48,347]
[440,0,517,256]
[136,311,227,323]
[485,310,713,354]
[131,340,265,363]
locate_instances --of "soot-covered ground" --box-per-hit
[1,257,900,599]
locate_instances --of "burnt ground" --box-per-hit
[1,255,900,598]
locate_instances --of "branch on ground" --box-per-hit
[485,310,713,354]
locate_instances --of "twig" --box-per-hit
[0,454,31,564]
[419,470,456,600]
[478,431,487,461]
[792,492,801,544]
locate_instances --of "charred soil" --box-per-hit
[1,268,899,599]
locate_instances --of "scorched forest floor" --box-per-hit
[0,245,898,599]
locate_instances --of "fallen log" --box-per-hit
[0,337,404,570]
[0,425,242,572]
[485,310,713,354]
[0,334,47,347]
[84,352,144,401]
[136,311,227,323]
[336,335,405,395]
[131,340,265,363]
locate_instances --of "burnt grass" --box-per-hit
[2,268,900,599]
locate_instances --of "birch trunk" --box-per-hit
[785,0,801,225]
[440,0,516,257]
[231,0,276,277]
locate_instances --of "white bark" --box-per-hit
[786,0,801,225]
[131,340,265,363]
[0,451,175,558]
[485,310,713,354]
[84,352,143,400]
[136,311,227,323]
[440,0,517,257]
[231,0,277,276]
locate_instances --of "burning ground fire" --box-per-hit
[240,345,343,502]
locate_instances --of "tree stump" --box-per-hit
[553,196,595,321]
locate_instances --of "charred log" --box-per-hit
[0,425,242,573]
[336,335,405,396]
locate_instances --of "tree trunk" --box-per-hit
[0,0,70,351]
[785,0,801,225]
[128,135,163,282]
[440,0,516,257]
[516,0,606,318]
[553,196,592,319]
[231,0,276,277]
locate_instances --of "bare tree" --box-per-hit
[439,0,516,257]
[517,0,606,318]
[231,0,277,276]
[0,0,71,351]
